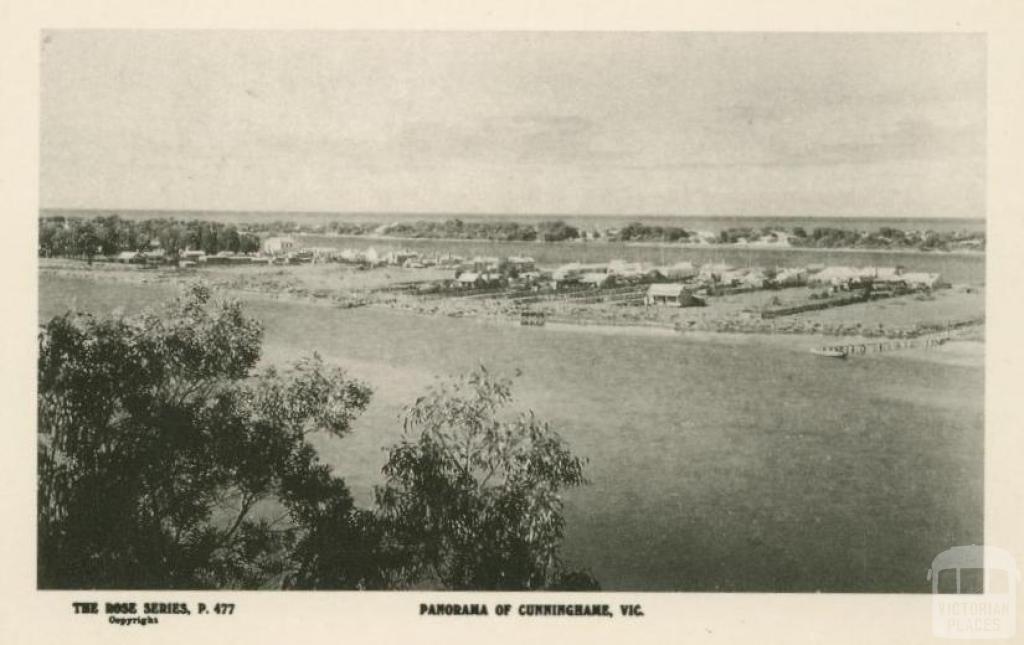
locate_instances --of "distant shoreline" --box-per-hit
[39,210,987,256]
[38,207,987,223]
[39,260,986,348]
[296,233,986,257]
[38,263,984,370]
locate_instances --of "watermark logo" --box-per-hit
[929,545,1019,639]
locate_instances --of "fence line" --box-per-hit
[815,332,956,356]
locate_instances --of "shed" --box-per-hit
[646,283,704,307]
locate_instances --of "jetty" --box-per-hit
[812,333,952,358]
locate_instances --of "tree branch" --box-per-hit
[221,492,257,545]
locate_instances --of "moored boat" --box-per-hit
[811,347,848,359]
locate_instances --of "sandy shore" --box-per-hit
[451,306,984,366]
[39,259,985,367]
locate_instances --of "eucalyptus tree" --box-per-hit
[376,368,596,590]
[38,284,378,589]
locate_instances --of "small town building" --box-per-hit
[869,266,906,279]
[552,262,584,287]
[386,250,419,266]
[435,254,464,267]
[457,272,484,287]
[467,256,501,272]
[607,260,645,279]
[307,247,340,263]
[141,249,167,264]
[514,271,543,284]
[645,283,704,307]
[808,266,863,288]
[699,263,733,283]
[262,236,297,256]
[720,268,750,287]
[774,267,807,287]
[740,270,768,289]
[900,272,944,290]
[580,272,615,288]
[506,255,536,273]
[657,261,697,281]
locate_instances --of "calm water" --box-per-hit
[39,275,984,592]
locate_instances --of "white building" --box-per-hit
[261,236,297,256]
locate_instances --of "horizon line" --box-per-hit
[38,207,987,221]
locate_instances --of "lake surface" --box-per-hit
[39,274,984,592]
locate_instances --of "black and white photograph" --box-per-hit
[35,30,989,594]
[7,4,1024,640]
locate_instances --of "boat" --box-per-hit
[811,347,848,359]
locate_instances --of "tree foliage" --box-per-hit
[37,284,377,589]
[38,215,261,258]
[38,285,594,590]
[612,221,691,243]
[375,368,595,590]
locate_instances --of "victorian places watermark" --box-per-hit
[929,545,1019,639]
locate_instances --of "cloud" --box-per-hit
[617,107,983,172]
[773,117,984,167]
[394,113,625,167]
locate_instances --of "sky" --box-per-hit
[40,31,986,218]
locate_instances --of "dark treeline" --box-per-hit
[241,217,984,251]
[242,218,582,242]
[39,215,262,258]
[605,223,984,250]
[610,222,690,242]
[39,215,985,257]
[786,226,985,252]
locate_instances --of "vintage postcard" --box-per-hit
[3,2,1023,644]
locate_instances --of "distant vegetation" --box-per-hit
[787,226,984,252]
[38,215,261,259]
[38,214,984,257]
[243,218,578,242]
[608,222,690,243]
